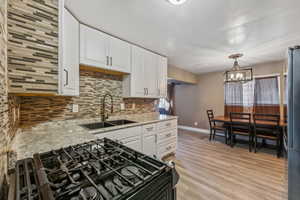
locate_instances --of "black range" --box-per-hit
[14,138,179,200]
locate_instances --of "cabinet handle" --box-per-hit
[158,88,161,96]
[64,69,68,86]
[110,57,112,66]
[144,88,146,96]
[146,127,154,131]
[106,56,109,66]
[146,88,149,95]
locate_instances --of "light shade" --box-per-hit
[167,0,187,5]
[224,68,253,83]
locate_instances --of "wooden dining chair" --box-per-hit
[229,112,252,152]
[253,113,281,157]
[207,110,228,144]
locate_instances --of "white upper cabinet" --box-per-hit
[80,25,131,73]
[80,25,109,69]
[144,51,158,97]
[123,46,157,98]
[59,6,79,96]
[129,46,147,97]
[108,36,131,73]
[123,45,167,98]
[157,56,168,98]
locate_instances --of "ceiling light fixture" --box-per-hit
[224,53,253,83]
[167,0,187,5]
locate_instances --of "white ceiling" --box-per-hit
[66,0,300,74]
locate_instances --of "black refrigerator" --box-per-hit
[288,46,300,199]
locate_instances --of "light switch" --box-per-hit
[72,104,79,113]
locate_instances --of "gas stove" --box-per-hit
[14,138,179,200]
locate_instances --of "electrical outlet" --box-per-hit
[120,103,125,110]
[72,104,79,113]
[132,103,136,110]
[194,122,198,126]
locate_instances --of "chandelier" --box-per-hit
[224,53,253,83]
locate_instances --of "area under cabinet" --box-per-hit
[94,119,177,159]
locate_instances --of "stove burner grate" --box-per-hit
[30,138,169,200]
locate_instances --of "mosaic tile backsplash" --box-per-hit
[0,0,20,195]
[7,0,59,94]
[20,70,158,128]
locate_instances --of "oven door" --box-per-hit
[126,171,176,200]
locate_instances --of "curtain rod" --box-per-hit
[253,73,281,79]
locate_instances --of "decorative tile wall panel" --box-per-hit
[0,0,8,192]
[1,0,20,194]
[7,0,59,94]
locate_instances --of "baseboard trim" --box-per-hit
[178,125,226,137]
[178,125,210,134]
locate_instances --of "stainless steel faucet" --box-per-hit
[101,93,113,122]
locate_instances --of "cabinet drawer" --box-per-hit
[95,132,116,140]
[111,126,142,140]
[142,123,157,135]
[158,142,176,158]
[121,136,142,152]
[157,119,177,131]
[157,129,177,144]
[95,126,141,141]
[120,135,141,145]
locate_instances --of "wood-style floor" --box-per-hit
[165,129,288,200]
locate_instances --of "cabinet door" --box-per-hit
[60,8,79,96]
[131,46,146,97]
[80,24,109,68]
[143,134,157,157]
[109,37,131,73]
[157,56,168,98]
[124,139,142,152]
[144,51,158,97]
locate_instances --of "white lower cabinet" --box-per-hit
[123,137,142,152]
[143,135,157,157]
[94,119,177,158]
[142,123,157,157]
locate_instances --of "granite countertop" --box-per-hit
[9,112,177,170]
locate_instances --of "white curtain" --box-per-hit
[254,77,279,105]
[224,82,243,106]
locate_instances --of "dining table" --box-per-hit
[212,115,288,155]
[212,115,287,127]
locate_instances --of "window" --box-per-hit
[159,98,170,111]
[253,76,280,114]
[224,82,253,115]
[224,76,280,115]
[225,82,243,106]
[254,77,279,105]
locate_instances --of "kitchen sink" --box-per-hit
[81,119,137,130]
[107,119,137,126]
[80,122,115,130]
